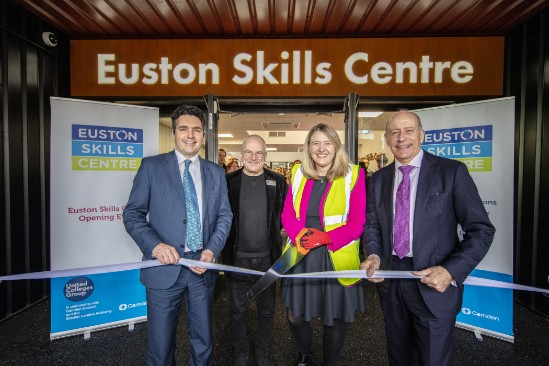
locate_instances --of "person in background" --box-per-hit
[289,159,302,171]
[375,153,388,170]
[123,104,232,366]
[226,159,240,173]
[281,123,366,366]
[285,169,291,185]
[218,148,227,170]
[223,135,287,366]
[360,110,495,366]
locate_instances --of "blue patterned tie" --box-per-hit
[183,159,202,252]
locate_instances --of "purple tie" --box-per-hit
[394,165,414,259]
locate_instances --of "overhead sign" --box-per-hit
[70,37,504,97]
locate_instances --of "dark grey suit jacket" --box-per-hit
[363,151,495,318]
[123,150,232,289]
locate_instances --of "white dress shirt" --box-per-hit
[392,149,424,258]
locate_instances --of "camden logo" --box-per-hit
[71,124,143,171]
[423,125,493,172]
[119,301,147,311]
[461,307,500,321]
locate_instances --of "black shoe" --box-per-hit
[234,352,251,366]
[297,353,313,366]
[255,349,273,366]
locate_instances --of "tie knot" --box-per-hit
[399,165,413,175]
[185,159,192,169]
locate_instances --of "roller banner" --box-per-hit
[50,98,158,339]
[416,97,515,341]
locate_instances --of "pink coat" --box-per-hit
[281,168,366,252]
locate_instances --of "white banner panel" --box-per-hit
[50,97,158,338]
[415,97,515,341]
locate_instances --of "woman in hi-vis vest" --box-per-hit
[281,123,366,366]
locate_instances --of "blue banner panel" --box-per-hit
[423,125,493,145]
[72,141,143,158]
[458,269,513,337]
[51,270,146,334]
[423,141,492,159]
[72,124,144,143]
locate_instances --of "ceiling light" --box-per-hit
[218,133,233,138]
[266,147,277,151]
[358,111,383,118]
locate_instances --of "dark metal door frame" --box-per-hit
[344,92,359,163]
[204,93,219,163]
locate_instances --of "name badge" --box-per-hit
[266,180,276,186]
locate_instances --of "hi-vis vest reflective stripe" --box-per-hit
[286,163,361,287]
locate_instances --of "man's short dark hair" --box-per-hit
[170,105,206,131]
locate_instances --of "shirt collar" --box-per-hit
[175,149,200,167]
[395,148,424,170]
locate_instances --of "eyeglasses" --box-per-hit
[242,150,266,158]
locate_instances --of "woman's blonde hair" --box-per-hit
[300,123,350,181]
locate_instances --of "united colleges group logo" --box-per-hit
[423,125,492,172]
[72,124,143,171]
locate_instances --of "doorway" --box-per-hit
[218,111,345,173]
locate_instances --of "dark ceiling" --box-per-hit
[11,0,549,156]
[15,0,549,39]
[12,0,549,130]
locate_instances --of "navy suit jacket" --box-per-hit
[363,151,495,318]
[123,150,232,289]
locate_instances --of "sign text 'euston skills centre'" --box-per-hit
[98,52,474,87]
[70,38,504,97]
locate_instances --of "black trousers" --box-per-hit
[381,256,456,366]
[287,310,348,366]
[228,256,276,353]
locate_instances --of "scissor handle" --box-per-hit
[295,228,311,256]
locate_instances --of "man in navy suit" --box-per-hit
[360,111,495,366]
[123,104,232,366]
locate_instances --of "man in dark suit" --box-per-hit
[222,135,287,366]
[123,104,232,366]
[360,111,495,366]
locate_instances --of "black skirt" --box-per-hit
[280,245,364,326]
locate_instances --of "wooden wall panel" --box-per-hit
[507,10,549,317]
[0,0,66,321]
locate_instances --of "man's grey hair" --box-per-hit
[240,135,267,152]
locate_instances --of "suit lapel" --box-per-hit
[381,163,395,256]
[413,152,438,251]
[165,151,185,203]
[229,170,242,224]
[199,157,211,221]
[265,170,276,225]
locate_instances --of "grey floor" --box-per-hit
[1,276,548,365]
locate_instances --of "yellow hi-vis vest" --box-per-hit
[286,163,361,286]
